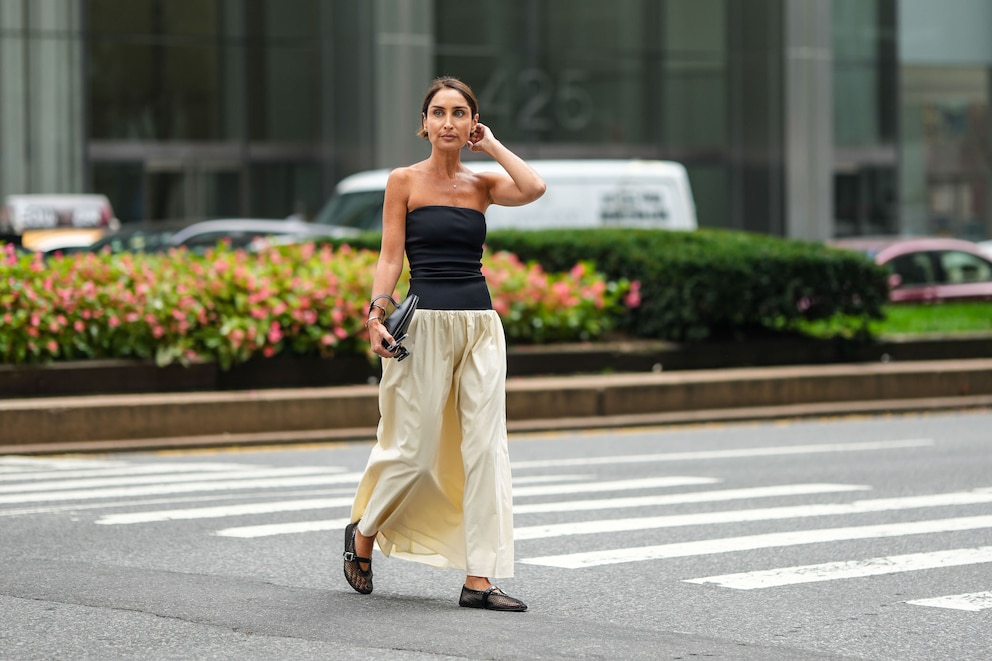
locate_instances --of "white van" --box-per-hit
[0,194,119,235]
[313,160,697,232]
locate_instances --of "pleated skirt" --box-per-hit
[349,309,515,578]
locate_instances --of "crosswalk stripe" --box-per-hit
[514,489,992,540]
[0,489,359,518]
[206,488,990,542]
[685,547,992,590]
[508,474,593,485]
[0,457,124,469]
[906,590,992,612]
[0,466,343,494]
[196,478,720,537]
[519,515,992,568]
[0,463,258,482]
[216,517,352,538]
[513,483,869,514]
[94,475,596,525]
[96,476,856,526]
[0,473,365,505]
[96,497,357,525]
[511,476,718,497]
[509,439,932,470]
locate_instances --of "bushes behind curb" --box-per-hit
[322,228,890,341]
[482,228,891,341]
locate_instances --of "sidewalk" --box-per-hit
[2,358,990,455]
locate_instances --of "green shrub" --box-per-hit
[485,228,890,341]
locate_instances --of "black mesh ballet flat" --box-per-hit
[458,585,527,612]
[343,521,373,594]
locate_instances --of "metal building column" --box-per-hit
[0,0,28,196]
[784,0,834,240]
[0,0,85,195]
[372,0,435,169]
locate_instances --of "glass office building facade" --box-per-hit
[1,0,990,242]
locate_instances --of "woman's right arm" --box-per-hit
[367,168,410,358]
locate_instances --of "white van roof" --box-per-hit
[334,159,690,194]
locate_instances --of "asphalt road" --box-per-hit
[1,411,990,660]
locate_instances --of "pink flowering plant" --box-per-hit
[484,250,638,343]
[1,241,636,368]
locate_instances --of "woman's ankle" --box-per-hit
[464,576,492,591]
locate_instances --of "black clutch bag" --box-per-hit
[380,294,419,361]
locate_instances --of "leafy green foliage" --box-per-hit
[800,301,992,338]
[485,228,891,341]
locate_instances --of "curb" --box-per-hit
[3,333,991,400]
[2,358,990,455]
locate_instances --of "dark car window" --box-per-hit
[888,252,935,286]
[88,230,175,253]
[935,250,992,284]
[179,231,273,252]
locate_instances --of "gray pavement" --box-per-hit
[2,412,990,660]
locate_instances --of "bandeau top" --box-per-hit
[405,205,492,310]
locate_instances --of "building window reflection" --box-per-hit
[85,0,324,222]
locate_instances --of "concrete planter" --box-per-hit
[1,333,989,400]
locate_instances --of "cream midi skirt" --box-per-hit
[350,309,515,578]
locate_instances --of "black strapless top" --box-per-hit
[405,206,492,310]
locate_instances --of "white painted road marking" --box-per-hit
[513,483,870,514]
[686,548,992,590]
[509,439,933,469]
[514,489,992,540]
[95,482,863,527]
[203,477,720,537]
[96,497,357,525]
[520,516,992,568]
[94,475,598,525]
[0,466,344,494]
[906,590,992,612]
[0,463,258,482]
[0,473,366,505]
[216,517,352,538]
[511,476,718,497]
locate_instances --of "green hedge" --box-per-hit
[482,228,890,341]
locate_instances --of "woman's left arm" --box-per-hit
[468,122,546,207]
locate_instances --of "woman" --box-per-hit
[343,76,546,611]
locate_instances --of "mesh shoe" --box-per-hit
[343,521,373,594]
[458,585,527,612]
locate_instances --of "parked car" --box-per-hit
[830,236,992,303]
[73,223,184,255]
[166,218,358,252]
[0,194,119,235]
[76,218,358,255]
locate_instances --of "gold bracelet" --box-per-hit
[364,316,383,329]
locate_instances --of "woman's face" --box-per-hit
[423,88,478,150]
